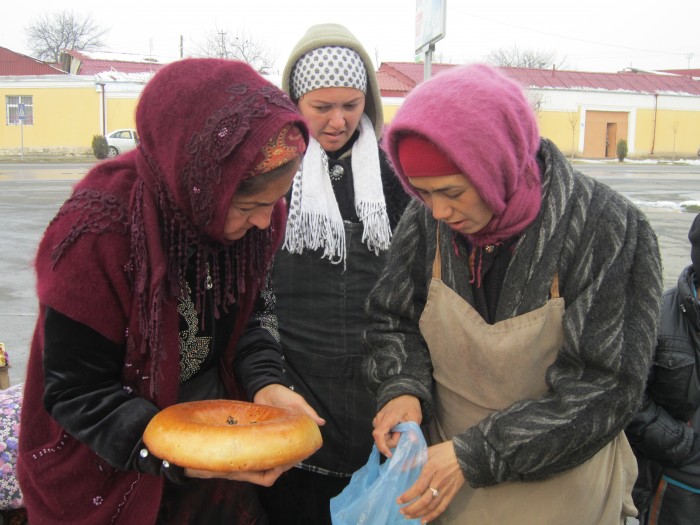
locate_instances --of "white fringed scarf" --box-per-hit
[282,114,392,265]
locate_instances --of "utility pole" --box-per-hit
[219,31,227,59]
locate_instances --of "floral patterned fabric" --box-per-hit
[0,383,22,510]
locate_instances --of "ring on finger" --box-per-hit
[429,487,439,498]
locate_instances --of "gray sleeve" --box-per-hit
[362,200,436,419]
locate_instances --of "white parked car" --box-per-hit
[106,128,139,157]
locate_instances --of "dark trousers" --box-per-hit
[157,477,267,525]
[259,468,350,525]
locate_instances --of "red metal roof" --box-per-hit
[62,49,170,76]
[661,68,700,78]
[380,62,454,88]
[376,69,412,97]
[0,47,67,76]
[379,62,700,97]
[507,67,700,95]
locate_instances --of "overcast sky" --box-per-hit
[2,0,698,74]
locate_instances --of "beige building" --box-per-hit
[2,46,700,159]
[0,48,165,156]
[0,73,147,156]
[378,63,700,159]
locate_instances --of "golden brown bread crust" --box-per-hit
[143,400,322,471]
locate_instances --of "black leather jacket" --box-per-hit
[626,264,700,508]
[42,269,287,478]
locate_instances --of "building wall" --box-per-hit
[536,110,580,158]
[38,86,99,151]
[381,97,403,128]
[104,97,138,134]
[636,108,700,157]
[515,88,700,158]
[3,73,698,159]
[1,76,145,156]
[0,76,98,155]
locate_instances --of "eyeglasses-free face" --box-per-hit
[297,87,366,152]
[408,174,494,236]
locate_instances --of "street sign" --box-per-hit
[18,103,25,120]
[415,0,446,54]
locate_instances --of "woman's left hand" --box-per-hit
[397,440,465,524]
[185,461,297,486]
[253,383,326,426]
[372,395,422,457]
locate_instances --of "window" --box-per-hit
[5,96,34,126]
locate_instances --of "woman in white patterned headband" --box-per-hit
[259,23,410,525]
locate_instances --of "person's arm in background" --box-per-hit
[234,267,324,425]
[626,390,700,467]
[363,201,436,447]
[626,283,700,470]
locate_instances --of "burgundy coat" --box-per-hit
[17,58,307,524]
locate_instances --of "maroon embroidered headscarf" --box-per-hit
[44,58,308,398]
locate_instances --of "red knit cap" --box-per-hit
[397,134,460,177]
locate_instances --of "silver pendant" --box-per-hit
[205,262,213,290]
[329,164,344,181]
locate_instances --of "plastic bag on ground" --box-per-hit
[330,421,427,525]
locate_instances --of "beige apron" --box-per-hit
[418,237,637,524]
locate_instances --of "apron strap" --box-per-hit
[434,224,560,300]
[432,225,442,280]
[550,271,560,299]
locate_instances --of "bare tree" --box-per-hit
[568,111,580,160]
[199,27,275,74]
[25,10,108,63]
[672,120,679,161]
[488,45,567,70]
[527,92,544,113]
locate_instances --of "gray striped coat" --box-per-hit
[362,138,663,488]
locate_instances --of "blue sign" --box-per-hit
[18,103,25,120]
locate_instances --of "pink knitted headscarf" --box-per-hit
[384,63,542,246]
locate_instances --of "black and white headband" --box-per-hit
[290,46,367,100]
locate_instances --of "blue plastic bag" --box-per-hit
[330,422,427,525]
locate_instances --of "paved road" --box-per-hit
[1,162,699,390]
[0,174,81,385]
[0,162,91,181]
[577,163,700,289]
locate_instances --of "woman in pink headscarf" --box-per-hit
[363,63,663,523]
[18,58,321,525]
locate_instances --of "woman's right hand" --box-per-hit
[372,395,422,457]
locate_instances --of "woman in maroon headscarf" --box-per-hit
[17,58,320,525]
